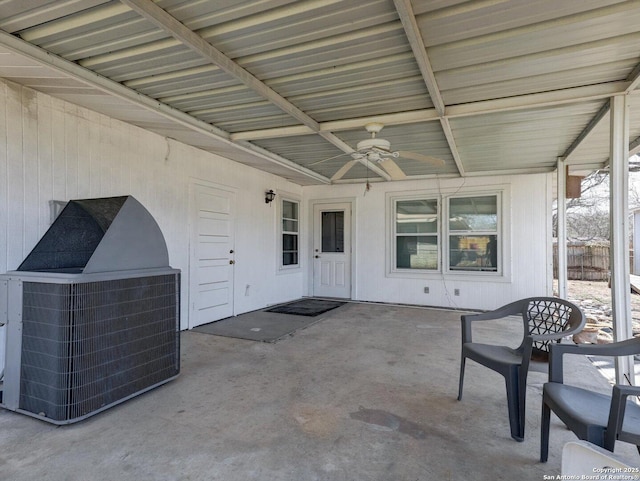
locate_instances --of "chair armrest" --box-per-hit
[613,384,640,397]
[460,300,525,344]
[462,300,524,323]
[605,384,640,449]
[548,338,640,383]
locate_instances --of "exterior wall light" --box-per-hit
[265,189,276,204]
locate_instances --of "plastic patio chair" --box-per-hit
[458,297,586,441]
[540,337,640,462]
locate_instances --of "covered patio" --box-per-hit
[0,302,637,480]
[1,2,640,479]
[1,1,640,326]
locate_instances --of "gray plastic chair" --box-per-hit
[458,297,586,441]
[540,337,640,462]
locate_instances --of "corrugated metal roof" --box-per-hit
[1,0,639,185]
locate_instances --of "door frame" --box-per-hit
[188,178,237,329]
[308,198,356,299]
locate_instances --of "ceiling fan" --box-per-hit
[311,123,445,181]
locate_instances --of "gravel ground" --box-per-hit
[555,280,640,341]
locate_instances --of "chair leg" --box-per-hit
[540,399,551,462]
[457,356,466,401]
[505,372,524,441]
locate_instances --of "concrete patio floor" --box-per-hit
[0,302,638,480]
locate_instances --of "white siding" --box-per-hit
[304,174,553,311]
[1,77,555,320]
[0,79,304,329]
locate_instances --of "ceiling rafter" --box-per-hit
[392,0,464,176]
[562,101,609,162]
[392,0,444,116]
[230,81,631,142]
[447,82,628,118]
[0,28,332,185]
[3,1,638,185]
[440,118,465,176]
[119,0,318,130]
[118,0,363,165]
[0,28,229,138]
[563,59,640,163]
[624,60,640,95]
[629,135,640,156]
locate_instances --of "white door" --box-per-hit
[189,183,235,328]
[313,203,351,298]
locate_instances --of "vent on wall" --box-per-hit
[1,196,180,424]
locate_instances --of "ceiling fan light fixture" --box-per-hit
[315,122,445,182]
[366,151,382,162]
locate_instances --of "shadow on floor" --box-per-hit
[0,302,637,480]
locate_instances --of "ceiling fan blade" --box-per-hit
[331,159,359,181]
[396,150,445,166]
[308,151,352,166]
[379,158,406,181]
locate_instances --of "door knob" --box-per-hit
[229,249,234,254]
[315,255,320,258]
[229,260,235,264]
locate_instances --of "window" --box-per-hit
[321,211,344,252]
[394,198,439,270]
[447,195,498,272]
[390,192,502,276]
[281,199,299,267]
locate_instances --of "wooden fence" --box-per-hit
[553,243,634,281]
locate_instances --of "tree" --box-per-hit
[553,155,640,241]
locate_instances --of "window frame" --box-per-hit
[387,187,508,280]
[444,192,501,275]
[278,195,301,272]
[391,195,440,272]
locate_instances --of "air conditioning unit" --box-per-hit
[0,196,180,424]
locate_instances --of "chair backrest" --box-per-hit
[521,297,584,353]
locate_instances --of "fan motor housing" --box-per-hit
[356,138,391,151]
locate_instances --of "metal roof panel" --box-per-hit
[1,0,639,185]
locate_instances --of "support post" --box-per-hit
[556,158,568,300]
[634,210,640,275]
[609,95,634,386]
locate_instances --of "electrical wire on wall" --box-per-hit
[437,175,467,310]
[363,160,371,196]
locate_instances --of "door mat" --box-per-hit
[192,300,346,342]
[265,299,346,316]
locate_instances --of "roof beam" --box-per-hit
[0,29,331,185]
[446,82,627,118]
[119,0,355,158]
[231,80,631,142]
[625,62,640,94]
[231,110,441,141]
[0,29,230,140]
[393,0,444,116]
[629,135,640,156]
[563,59,640,162]
[440,118,465,176]
[562,102,610,161]
[120,0,318,131]
[393,0,466,176]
